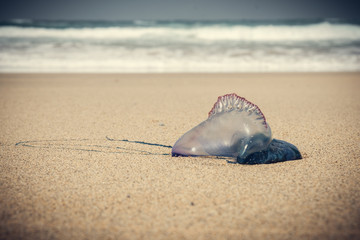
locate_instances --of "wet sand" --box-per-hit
[1,73,359,239]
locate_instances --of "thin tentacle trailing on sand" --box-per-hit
[172,93,301,164]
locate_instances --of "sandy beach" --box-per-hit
[0,73,359,239]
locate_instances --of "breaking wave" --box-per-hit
[0,19,359,72]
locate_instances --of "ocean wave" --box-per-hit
[1,42,359,72]
[1,19,359,72]
[1,22,360,42]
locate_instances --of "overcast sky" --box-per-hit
[1,0,359,21]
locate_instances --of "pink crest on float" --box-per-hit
[208,93,268,128]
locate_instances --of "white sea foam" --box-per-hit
[0,21,359,72]
[1,22,360,41]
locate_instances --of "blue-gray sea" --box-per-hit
[0,19,359,72]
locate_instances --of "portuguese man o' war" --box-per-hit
[172,93,302,164]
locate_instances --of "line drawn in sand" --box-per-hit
[15,136,173,156]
